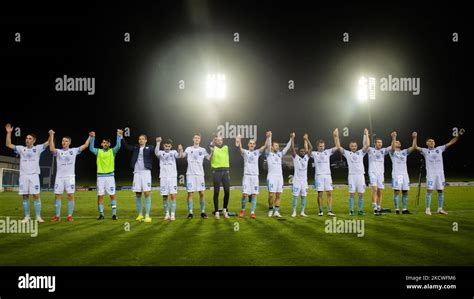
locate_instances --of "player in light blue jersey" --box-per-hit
[290,134,310,217]
[389,131,417,215]
[306,129,339,216]
[155,137,183,221]
[235,133,269,219]
[265,131,294,218]
[367,136,391,216]
[5,123,49,223]
[413,128,465,215]
[335,128,370,216]
[48,130,91,222]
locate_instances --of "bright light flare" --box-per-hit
[357,76,368,102]
[357,76,376,102]
[206,73,226,100]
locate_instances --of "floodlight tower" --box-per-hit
[357,76,376,144]
[206,73,226,100]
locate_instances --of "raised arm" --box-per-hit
[265,131,272,154]
[5,124,14,150]
[290,134,296,157]
[303,133,312,153]
[281,132,295,155]
[89,131,98,155]
[48,130,57,154]
[235,134,244,154]
[206,147,213,161]
[155,137,162,156]
[79,134,91,153]
[362,128,370,152]
[42,137,50,149]
[258,138,268,153]
[112,129,123,155]
[178,144,186,158]
[333,128,343,153]
[209,135,217,149]
[177,144,184,158]
[390,131,397,152]
[408,131,418,153]
[446,128,465,148]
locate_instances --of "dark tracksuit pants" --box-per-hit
[212,168,230,212]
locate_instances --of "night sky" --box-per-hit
[1,1,472,181]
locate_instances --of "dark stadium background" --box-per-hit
[1,1,472,186]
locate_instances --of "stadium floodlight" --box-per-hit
[357,76,376,102]
[357,76,369,102]
[206,73,226,100]
[368,77,376,100]
[357,75,377,143]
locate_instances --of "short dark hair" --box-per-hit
[193,133,201,137]
[374,137,383,142]
[102,138,111,143]
[138,134,147,139]
[349,141,357,145]
[63,136,72,142]
[164,139,173,145]
[317,139,325,145]
[426,137,434,142]
[27,133,37,140]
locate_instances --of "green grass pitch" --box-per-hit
[0,187,473,266]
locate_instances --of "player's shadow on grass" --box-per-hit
[247,218,329,265]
